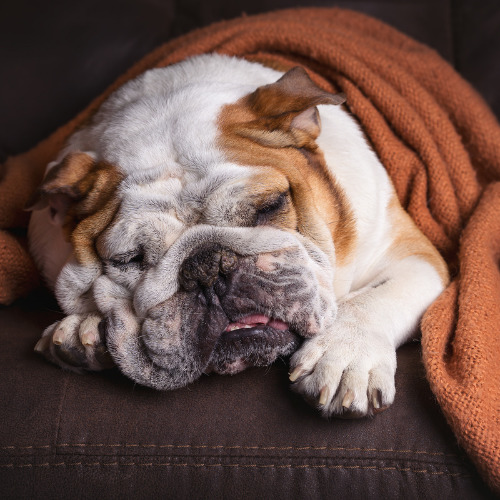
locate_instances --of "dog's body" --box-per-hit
[28,54,448,417]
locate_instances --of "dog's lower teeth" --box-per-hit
[225,319,288,333]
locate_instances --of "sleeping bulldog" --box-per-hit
[28,54,448,417]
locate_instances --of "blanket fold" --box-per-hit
[1,8,498,491]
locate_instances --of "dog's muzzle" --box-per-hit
[176,244,300,375]
[94,227,335,390]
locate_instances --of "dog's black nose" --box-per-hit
[179,245,238,292]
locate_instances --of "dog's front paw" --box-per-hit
[289,326,396,418]
[34,314,114,372]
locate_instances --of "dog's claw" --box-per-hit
[81,331,97,346]
[289,366,305,382]
[34,336,50,353]
[342,389,355,409]
[52,328,64,345]
[319,386,329,406]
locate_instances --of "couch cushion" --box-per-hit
[0,292,493,499]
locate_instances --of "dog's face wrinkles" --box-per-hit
[88,157,338,388]
[35,56,349,389]
[84,173,337,389]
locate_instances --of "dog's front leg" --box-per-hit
[289,256,446,418]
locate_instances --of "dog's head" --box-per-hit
[32,56,353,389]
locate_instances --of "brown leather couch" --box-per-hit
[1,1,498,498]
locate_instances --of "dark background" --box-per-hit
[0,0,499,158]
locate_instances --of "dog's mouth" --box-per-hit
[206,313,300,375]
[225,314,289,333]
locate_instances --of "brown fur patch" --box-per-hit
[38,152,124,265]
[388,194,449,286]
[217,98,356,265]
[245,171,298,230]
[232,67,345,151]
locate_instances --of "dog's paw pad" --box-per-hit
[35,313,114,372]
[289,333,396,418]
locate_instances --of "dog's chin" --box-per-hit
[206,325,301,375]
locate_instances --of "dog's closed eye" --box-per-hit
[109,249,145,269]
[255,191,289,225]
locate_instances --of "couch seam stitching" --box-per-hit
[0,444,460,457]
[0,462,472,477]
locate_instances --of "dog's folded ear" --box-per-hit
[27,152,96,224]
[237,67,346,149]
[26,152,123,259]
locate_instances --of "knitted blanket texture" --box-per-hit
[0,8,498,491]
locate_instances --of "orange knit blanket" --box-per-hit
[0,8,499,491]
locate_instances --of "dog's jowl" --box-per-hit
[28,54,448,418]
